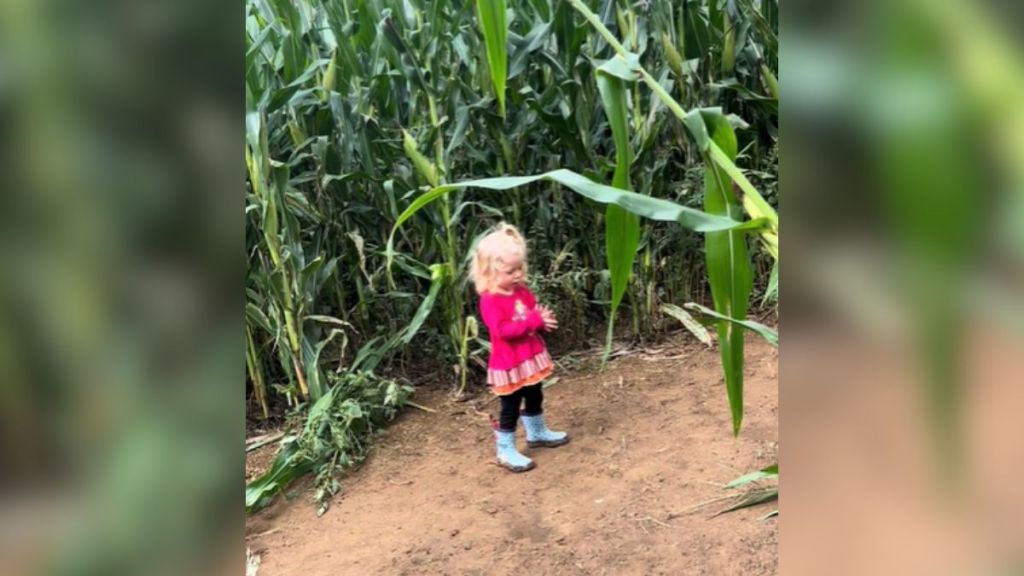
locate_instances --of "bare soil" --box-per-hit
[246,334,778,575]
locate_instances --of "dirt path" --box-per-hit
[246,334,778,575]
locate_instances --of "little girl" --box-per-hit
[469,222,569,473]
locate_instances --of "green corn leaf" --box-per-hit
[245,436,312,513]
[303,328,345,401]
[509,21,553,80]
[684,302,778,347]
[597,75,634,189]
[476,0,508,118]
[246,302,274,334]
[725,463,779,489]
[597,69,638,363]
[660,304,713,347]
[702,111,753,436]
[401,264,447,345]
[351,336,384,373]
[683,108,713,151]
[707,141,779,258]
[387,169,767,276]
[596,52,641,82]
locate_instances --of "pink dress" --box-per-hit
[478,285,554,396]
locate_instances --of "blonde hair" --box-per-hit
[468,222,529,293]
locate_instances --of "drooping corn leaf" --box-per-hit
[660,304,713,347]
[597,68,639,363]
[388,168,765,259]
[245,435,312,513]
[684,302,778,347]
[401,264,447,345]
[701,110,753,436]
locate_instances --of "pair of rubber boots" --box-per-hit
[494,414,568,472]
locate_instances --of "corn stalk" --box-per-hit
[246,111,311,399]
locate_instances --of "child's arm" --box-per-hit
[480,295,545,340]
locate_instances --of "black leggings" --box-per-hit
[498,384,544,431]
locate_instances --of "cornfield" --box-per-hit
[245,0,778,511]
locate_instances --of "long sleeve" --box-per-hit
[480,295,544,341]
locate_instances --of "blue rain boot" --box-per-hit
[494,428,535,472]
[521,413,569,448]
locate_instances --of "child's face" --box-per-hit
[494,251,524,292]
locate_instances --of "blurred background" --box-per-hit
[0,0,240,574]
[783,0,1024,573]
[0,0,1021,574]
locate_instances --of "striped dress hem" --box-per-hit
[487,350,554,396]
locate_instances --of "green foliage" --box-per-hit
[701,111,754,436]
[684,302,778,348]
[246,371,412,515]
[597,67,639,363]
[725,463,778,488]
[719,463,778,516]
[660,303,713,347]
